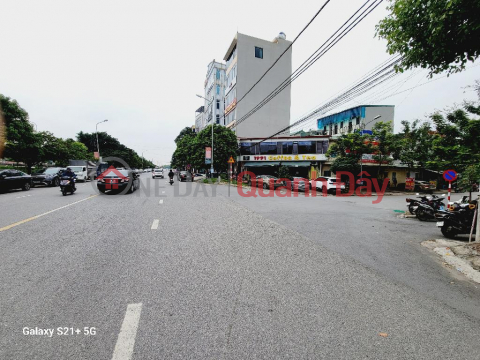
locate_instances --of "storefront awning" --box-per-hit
[280,161,311,167]
[243,161,280,167]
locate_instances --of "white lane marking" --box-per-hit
[111,303,143,360]
[0,195,98,232]
[159,199,163,204]
[151,219,159,230]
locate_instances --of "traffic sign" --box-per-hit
[228,156,235,163]
[443,169,457,182]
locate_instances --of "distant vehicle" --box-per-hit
[0,169,32,192]
[69,165,88,182]
[291,177,310,192]
[31,167,64,187]
[254,175,285,189]
[96,163,109,178]
[152,169,164,179]
[415,180,435,193]
[179,171,193,182]
[69,160,96,180]
[97,169,139,194]
[310,177,345,194]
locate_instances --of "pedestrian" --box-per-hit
[393,177,397,189]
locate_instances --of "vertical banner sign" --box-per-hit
[94,152,100,159]
[405,178,415,191]
[205,147,212,165]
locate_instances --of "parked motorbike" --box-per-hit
[60,176,76,196]
[406,194,442,215]
[435,200,478,238]
[415,194,446,221]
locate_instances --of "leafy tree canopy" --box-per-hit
[376,0,480,76]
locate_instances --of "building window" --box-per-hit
[216,85,220,95]
[240,143,253,155]
[259,142,277,155]
[298,141,316,154]
[282,142,293,154]
[340,121,343,129]
[216,100,220,109]
[255,46,263,59]
[216,69,220,80]
[323,126,327,134]
[216,114,220,124]
[334,125,338,134]
[356,117,360,125]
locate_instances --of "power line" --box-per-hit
[233,0,384,130]
[246,56,402,147]
[235,0,332,108]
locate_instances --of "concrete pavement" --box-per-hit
[1,177,480,359]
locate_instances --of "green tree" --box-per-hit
[175,127,196,144]
[376,0,480,76]
[170,125,237,173]
[327,131,373,175]
[194,125,237,173]
[371,121,401,179]
[1,94,42,173]
[396,119,433,172]
[427,103,480,175]
[77,131,145,168]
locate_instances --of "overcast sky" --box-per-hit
[1,0,479,165]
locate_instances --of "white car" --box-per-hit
[309,176,345,194]
[69,166,88,182]
[152,168,164,179]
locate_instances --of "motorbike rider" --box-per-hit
[62,167,77,190]
[168,169,174,182]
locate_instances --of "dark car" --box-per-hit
[179,171,192,182]
[31,167,64,187]
[254,175,285,189]
[97,169,140,194]
[0,169,32,192]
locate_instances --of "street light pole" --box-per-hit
[196,94,215,177]
[96,119,108,160]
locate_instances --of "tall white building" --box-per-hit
[197,60,226,133]
[223,32,292,138]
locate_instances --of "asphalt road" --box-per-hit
[1,175,480,359]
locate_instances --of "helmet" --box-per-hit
[66,167,71,171]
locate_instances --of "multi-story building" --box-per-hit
[200,60,226,132]
[236,135,329,179]
[317,105,395,136]
[223,32,292,137]
[194,106,204,133]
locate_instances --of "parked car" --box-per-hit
[310,177,346,194]
[0,169,32,192]
[291,177,310,192]
[415,180,435,193]
[179,171,192,182]
[97,169,139,194]
[31,167,64,187]
[152,168,164,179]
[254,175,285,189]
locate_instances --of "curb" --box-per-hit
[422,240,480,284]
